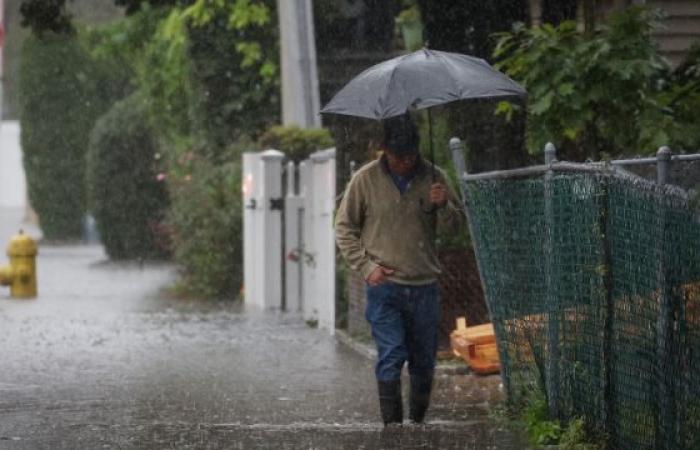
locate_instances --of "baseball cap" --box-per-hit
[383,113,419,155]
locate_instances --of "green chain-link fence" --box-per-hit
[457,149,700,450]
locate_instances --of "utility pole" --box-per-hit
[277,0,321,128]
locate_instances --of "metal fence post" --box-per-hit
[655,146,676,450]
[544,142,557,165]
[599,169,614,440]
[449,137,469,210]
[544,142,560,420]
[657,146,671,185]
[449,136,514,400]
[449,137,467,183]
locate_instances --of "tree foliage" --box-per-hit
[19,0,74,36]
[134,0,279,160]
[541,0,577,26]
[415,0,529,173]
[313,0,397,53]
[114,0,182,15]
[417,0,528,59]
[495,7,699,159]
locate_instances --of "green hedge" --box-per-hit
[87,94,170,259]
[258,125,334,161]
[19,33,123,240]
[166,152,243,299]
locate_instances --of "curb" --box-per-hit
[335,328,376,360]
[335,329,471,376]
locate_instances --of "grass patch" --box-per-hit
[490,394,605,449]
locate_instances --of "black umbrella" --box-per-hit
[321,48,527,180]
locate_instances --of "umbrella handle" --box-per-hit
[427,109,438,241]
[428,109,436,183]
[420,198,438,214]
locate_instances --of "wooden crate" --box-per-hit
[450,317,501,375]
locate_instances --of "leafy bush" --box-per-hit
[508,394,604,449]
[165,151,243,299]
[523,395,563,446]
[559,418,602,450]
[494,7,699,160]
[19,33,116,240]
[258,125,334,161]
[87,93,170,259]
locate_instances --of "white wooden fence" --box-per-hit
[242,148,336,334]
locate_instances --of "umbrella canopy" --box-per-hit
[320,48,526,120]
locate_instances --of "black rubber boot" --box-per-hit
[377,379,403,426]
[409,374,433,424]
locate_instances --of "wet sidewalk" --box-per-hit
[0,208,528,449]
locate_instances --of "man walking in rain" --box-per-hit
[335,113,462,426]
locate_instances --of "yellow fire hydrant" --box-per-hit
[0,230,38,298]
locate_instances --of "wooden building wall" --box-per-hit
[649,0,700,66]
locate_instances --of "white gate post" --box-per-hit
[257,149,285,309]
[0,122,27,209]
[311,148,336,334]
[242,152,262,307]
[285,161,304,313]
[300,160,317,322]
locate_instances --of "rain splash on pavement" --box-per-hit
[0,208,528,449]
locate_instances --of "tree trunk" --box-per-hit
[582,0,597,34]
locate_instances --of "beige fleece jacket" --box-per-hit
[335,156,463,285]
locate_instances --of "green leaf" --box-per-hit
[558,83,575,96]
[494,100,520,122]
[530,90,554,115]
[495,100,513,115]
[235,41,262,67]
[563,128,580,140]
[229,0,270,29]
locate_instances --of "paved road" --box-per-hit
[0,208,528,449]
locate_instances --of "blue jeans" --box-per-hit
[365,281,441,382]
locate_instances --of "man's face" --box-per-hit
[385,150,418,176]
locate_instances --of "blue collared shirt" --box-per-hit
[389,170,416,194]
